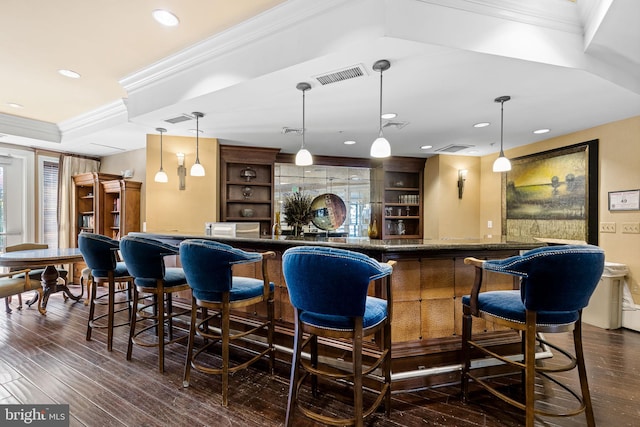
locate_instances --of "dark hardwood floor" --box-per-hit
[1,286,639,426]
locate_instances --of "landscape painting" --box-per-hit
[502,140,598,244]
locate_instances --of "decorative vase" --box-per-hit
[368,216,379,239]
[272,212,281,237]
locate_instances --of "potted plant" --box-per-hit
[282,192,313,236]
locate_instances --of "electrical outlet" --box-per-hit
[622,222,640,234]
[599,222,616,233]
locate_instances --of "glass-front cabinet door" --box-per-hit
[274,163,371,237]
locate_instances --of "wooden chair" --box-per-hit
[119,235,190,373]
[4,243,68,311]
[282,246,395,427]
[461,244,605,427]
[1,269,44,313]
[180,239,275,407]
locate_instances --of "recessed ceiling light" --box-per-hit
[381,112,397,119]
[7,102,23,109]
[420,145,433,150]
[473,122,490,128]
[343,140,356,145]
[58,69,81,79]
[188,129,203,134]
[153,9,179,26]
[533,128,550,134]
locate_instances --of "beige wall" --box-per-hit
[424,155,481,240]
[100,148,147,223]
[479,115,640,303]
[144,134,219,234]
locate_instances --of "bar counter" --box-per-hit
[131,232,543,390]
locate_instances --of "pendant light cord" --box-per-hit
[499,99,505,156]
[159,132,163,167]
[494,95,510,157]
[155,127,167,170]
[195,115,200,162]
[378,67,383,135]
[302,88,306,149]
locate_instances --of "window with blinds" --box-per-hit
[42,160,58,248]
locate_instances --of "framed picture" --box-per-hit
[609,190,640,211]
[502,139,599,245]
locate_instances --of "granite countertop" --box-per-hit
[130,232,543,253]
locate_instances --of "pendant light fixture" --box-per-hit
[370,59,391,158]
[295,82,313,166]
[492,96,512,172]
[190,112,205,176]
[154,127,169,183]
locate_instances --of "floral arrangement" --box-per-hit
[282,192,314,233]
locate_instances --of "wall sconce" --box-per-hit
[177,152,186,190]
[458,169,468,199]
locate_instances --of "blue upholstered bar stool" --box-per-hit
[179,239,275,407]
[461,244,605,427]
[119,235,190,373]
[78,233,133,351]
[282,246,395,427]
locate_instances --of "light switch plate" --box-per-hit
[600,222,616,233]
[621,222,640,234]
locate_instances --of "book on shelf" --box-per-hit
[79,214,95,229]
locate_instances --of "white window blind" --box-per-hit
[42,160,58,248]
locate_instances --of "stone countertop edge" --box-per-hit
[129,232,544,253]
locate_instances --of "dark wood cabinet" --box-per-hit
[219,145,279,236]
[371,157,426,239]
[72,172,122,241]
[102,179,142,240]
[72,172,123,284]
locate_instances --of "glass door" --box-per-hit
[0,149,35,251]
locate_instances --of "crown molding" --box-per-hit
[417,0,583,34]
[58,99,129,141]
[120,0,350,95]
[0,113,60,143]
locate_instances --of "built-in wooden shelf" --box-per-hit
[219,145,280,237]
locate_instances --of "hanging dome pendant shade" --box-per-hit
[370,59,391,158]
[190,112,205,176]
[492,96,512,173]
[295,82,313,166]
[154,127,169,183]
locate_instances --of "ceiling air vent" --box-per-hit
[383,120,409,130]
[435,144,473,153]
[164,113,194,124]
[281,127,303,135]
[313,64,367,86]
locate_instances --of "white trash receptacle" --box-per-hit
[583,262,629,329]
